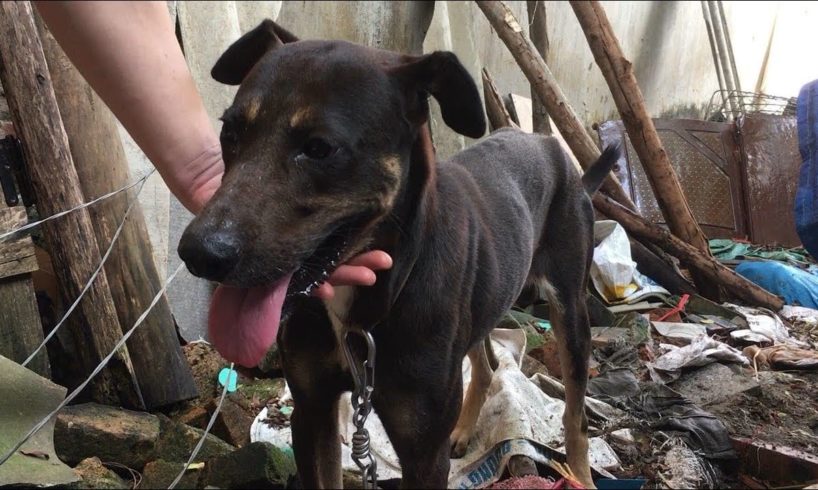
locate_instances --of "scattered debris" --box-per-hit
[744,344,818,370]
[671,363,759,407]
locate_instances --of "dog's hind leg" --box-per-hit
[534,200,596,489]
[450,338,493,457]
[279,301,348,489]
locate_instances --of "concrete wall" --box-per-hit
[114,1,818,340]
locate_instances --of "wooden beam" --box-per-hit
[474,0,636,212]
[35,14,197,408]
[0,1,142,406]
[570,1,718,297]
[593,193,783,311]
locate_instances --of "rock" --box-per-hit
[70,457,128,489]
[155,415,235,464]
[54,403,234,472]
[55,403,160,469]
[201,442,296,489]
[521,354,550,378]
[671,363,759,407]
[176,405,209,430]
[211,397,254,447]
[140,459,201,489]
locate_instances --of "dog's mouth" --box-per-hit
[286,218,361,298]
[207,215,367,368]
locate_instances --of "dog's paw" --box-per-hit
[449,427,471,458]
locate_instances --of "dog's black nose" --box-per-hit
[178,229,241,282]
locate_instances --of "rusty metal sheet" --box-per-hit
[597,119,746,239]
[737,114,801,247]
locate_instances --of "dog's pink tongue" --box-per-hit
[208,273,292,368]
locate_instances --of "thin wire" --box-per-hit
[167,363,234,490]
[0,168,155,242]
[0,262,186,468]
[22,178,147,367]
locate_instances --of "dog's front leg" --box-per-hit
[374,359,463,489]
[290,394,343,488]
[279,302,347,489]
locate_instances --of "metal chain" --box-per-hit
[342,329,378,490]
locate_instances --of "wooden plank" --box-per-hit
[0,135,48,377]
[35,9,197,409]
[0,207,37,278]
[0,1,142,406]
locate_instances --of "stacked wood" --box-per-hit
[475,0,783,311]
[0,1,142,406]
[0,203,49,377]
[34,14,197,409]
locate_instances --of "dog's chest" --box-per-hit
[323,285,358,370]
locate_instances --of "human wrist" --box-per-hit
[158,140,224,215]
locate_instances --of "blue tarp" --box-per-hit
[796,80,818,258]
[736,261,818,309]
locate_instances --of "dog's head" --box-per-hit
[178,20,485,293]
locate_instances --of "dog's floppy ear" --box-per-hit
[392,51,486,139]
[211,19,299,85]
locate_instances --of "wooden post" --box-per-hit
[35,15,197,408]
[0,1,142,407]
[474,0,636,212]
[569,1,719,298]
[593,194,783,311]
[0,202,49,377]
[526,1,552,135]
[482,69,519,132]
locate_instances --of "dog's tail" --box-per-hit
[581,143,621,195]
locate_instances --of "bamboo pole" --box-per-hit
[570,0,719,297]
[0,1,142,406]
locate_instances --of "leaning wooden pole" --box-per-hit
[35,14,197,408]
[569,1,718,297]
[593,194,783,311]
[0,1,142,406]
[526,1,552,135]
[474,0,636,212]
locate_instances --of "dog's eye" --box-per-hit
[301,138,335,160]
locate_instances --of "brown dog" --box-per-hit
[178,20,618,489]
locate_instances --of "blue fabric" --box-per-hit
[736,261,818,308]
[796,80,818,258]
